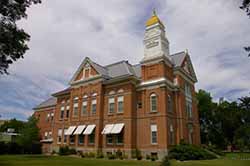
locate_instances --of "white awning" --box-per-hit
[73,125,86,135]
[101,124,114,134]
[83,124,96,135]
[64,126,76,135]
[110,123,124,134]
[40,138,53,143]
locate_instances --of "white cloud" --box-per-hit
[0,0,249,120]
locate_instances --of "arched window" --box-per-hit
[150,93,157,112]
[117,89,124,93]
[108,90,115,95]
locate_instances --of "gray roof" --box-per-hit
[33,97,57,110]
[171,51,186,67]
[70,51,189,84]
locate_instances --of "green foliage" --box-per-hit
[96,151,104,159]
[0,0,41,74]
[0,118,25,133]
[107,153,116,160]
[160,156,171,166]
[169,144,217,161]
[0,141,22,154]
[240,0,250,18]
[197,89,250,151]
[58,146,76,155]
[16,116,41,154]
[115,149,123,159]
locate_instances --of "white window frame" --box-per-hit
[81,101,87,116]
[73,102,78,117]
[91,99,97,114]
[117,96,124,113]
[150,93,157,112]
[151,124,158,144]
[108,97,115,114]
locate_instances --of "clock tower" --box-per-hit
[143,10,170,62]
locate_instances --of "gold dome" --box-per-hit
[145,10,164,27]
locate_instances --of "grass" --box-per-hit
[0,154,249,166]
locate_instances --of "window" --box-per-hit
[48,131,52,138]
[150,93,157,112]
[185,83,192,97]
[82,101,87,115]
[60,106,64,119]
[70,135,75,144]
[167,95,173,112]
[73,103,78,117]
[137,102,142,109]
[63,128,67,144]
[46,113,50,122]
[108,97,115,114]
[106,135,113,145]
[83,63,91,78]
[168,123,175,145]
[91,99,97,114]
[78,135,84,145]
[117,96,124,113]
[57,129,62,144]
[66,105,70,118]
[151,124,157,144]
[188,124,193,144]
[88,131,95,145]
[116,132,124,144]
[186,101,193,118]
[44,132,48,139]
[51,113,54,121]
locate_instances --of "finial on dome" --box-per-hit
[185,49,189,54]
[153,8,157,16]
[146,9,164,27]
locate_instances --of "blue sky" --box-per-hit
[0,0,250,120]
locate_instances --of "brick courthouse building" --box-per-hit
[33,12,200,159]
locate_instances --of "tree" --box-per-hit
[240,0,250,57]
[0,118,25,133]
[0,0,41,74]
[196,90,220,146]
[16,115,41,154]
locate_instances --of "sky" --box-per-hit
[0,0,250,120]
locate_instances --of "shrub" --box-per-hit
[169,144,217,161]
[88,152,96,158]
[107,154,116,160]
[96,151,104,159]
[116,149,123,159]
[146,154,151,160]
[122,153,128,159]
[151,156,156,161]
[160,156,171,166]
[58,146,76,155]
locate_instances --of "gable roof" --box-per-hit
[171,51,186,67]
[69,50,197,85]
[33,97,57,110]
[171,51,197,82]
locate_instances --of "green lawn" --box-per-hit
[0,154,249,166]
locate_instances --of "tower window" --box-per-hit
[151,124,157,144]
[150,93,157,112]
